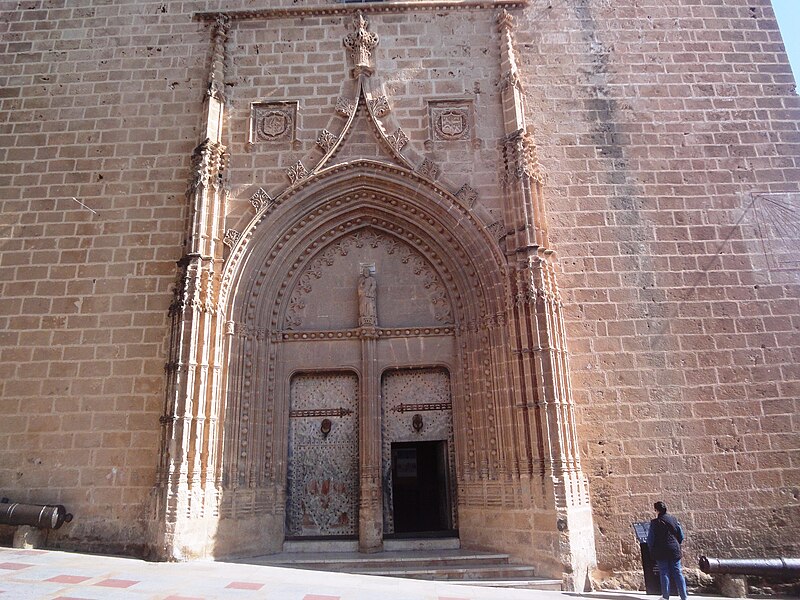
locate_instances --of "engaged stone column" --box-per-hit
[357,265,382,552]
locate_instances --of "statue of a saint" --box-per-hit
[357,266,377,326]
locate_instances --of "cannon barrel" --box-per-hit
[0,500,73,530]
[699,556,800,577]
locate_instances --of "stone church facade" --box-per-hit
[1,0,798,592]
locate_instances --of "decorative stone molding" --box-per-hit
[190,139,226,191]
[250,101,297,143]
[316,129,337,153]
[195,1,529,21]
[455,184,479,208]
[500,70,523,92]
[387,128,409,153]
[343,11,379,77]
[250,188,272,212]
[223,229,241,248]
[369,95,390,117]
[278,326,455,340]
[286,160,309,184]
[336,96,355,118]
[503,128,543,182]
[416,159,439,180]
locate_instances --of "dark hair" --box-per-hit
[654,501,667,515]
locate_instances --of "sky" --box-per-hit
[772,0,800,85]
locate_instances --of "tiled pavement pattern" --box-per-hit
[0,548,565,600]
[0,548,729,600]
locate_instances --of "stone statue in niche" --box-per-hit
[357,265,377,327]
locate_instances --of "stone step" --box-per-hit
[352,564,538,580]
[262,549,511,571]
[450,578,563,591]
[234,543,560,590]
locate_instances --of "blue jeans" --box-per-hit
[656,558,688,600]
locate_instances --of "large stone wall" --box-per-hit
[515,0,800,577]
[0,0,797,584]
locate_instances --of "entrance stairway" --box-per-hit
[234,539,562,590]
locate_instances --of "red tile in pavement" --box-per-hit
[53,597,93,600]
[164,596,206,600]
[47,575,93,584]
[438,597,470,600]
[0,562,32,570]
[15,550,47,555]
[93,578,139,588]
[303,596,341,600]
[226,581,265,590]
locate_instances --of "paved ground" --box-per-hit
[0,547,725,600]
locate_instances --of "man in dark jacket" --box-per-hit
[647,501,688,600]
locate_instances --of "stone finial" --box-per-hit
[343,11,379,77]
[496,8,514,32]
[207,14,230,101]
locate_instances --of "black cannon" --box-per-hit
[0,498,73,530]
[699,556,800,578]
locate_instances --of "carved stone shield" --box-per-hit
[260,111,288,138]
[438,111,466,138]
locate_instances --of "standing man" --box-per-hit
[647,501,688,600]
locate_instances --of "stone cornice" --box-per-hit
[195,0,528,22]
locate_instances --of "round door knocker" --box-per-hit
[412,413,423,432]
[320,418,332,438]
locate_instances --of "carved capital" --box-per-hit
[343,11,379,77]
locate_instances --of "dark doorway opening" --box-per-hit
[391,441,451,534]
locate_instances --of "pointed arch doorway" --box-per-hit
[220,162,506,553]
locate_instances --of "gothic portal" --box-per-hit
[150,6,597,590]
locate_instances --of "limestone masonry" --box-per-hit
[0,0,798,591]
